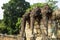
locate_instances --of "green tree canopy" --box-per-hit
[2,0,30,35]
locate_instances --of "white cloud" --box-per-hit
[25,0,46,5]
[56,0,60,8]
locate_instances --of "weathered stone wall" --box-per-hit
[0,34,20,40]
[22,8,60,40]
[25,20,60,40]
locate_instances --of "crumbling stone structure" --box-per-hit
[20,4,60,40]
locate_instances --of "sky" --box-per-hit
[0,0,60,19]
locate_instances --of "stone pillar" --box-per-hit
[30,14,35,40]
[48,20,53,40]
[48,20,52,38]
[25,21,33,40]
[34,21,42,40]
[30,16,34,34]
[40,14,48,40]
[20,18,26,37]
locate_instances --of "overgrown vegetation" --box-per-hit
[0,0,58,35]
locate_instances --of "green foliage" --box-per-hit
[15,18,21,33]
[2,0,30,34]
[16,18,21,28]
[47,0,58,10]
[26,3,44,13]
[26,0,58,13]
[31,3,44,8]
[0,20,7,34]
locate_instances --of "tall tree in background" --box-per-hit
[2,0,30,34]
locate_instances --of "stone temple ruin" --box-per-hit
[20,4,60,40]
